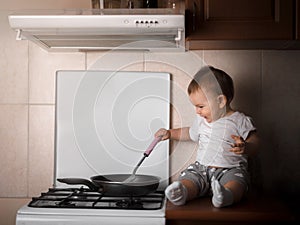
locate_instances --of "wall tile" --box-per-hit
[87,51,144,71]
[0,105,28,197]
[145,51,205,127]
[261,50,300,194]
[0,11,28,104]
[0,198,30,225]
[145,51,204,77]
[28,105,55,196]
[29,43,86,104]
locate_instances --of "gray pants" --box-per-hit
[178,161,249,197]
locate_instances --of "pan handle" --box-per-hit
[57,178,101,191]
[144,136,162,157]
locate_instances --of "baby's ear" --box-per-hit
[217,95,227,109]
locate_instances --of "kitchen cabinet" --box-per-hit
[185,0,299,49]
[297,0,300,39]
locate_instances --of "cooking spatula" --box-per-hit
[123,136,162,183]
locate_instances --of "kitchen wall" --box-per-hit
[1,0,300,225]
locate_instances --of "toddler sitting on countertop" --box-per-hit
[155,66,260,208]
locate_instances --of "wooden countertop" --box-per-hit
[166,195,296,224]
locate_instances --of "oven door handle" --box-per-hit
[57,178,103,192]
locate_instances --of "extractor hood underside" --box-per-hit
[9,9,185,51]
[18,29,184,51]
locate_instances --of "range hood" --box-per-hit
[8,9,185,51]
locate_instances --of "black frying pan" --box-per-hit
[57,174,160,196]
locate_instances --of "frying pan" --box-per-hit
[57,137,162,196]
[57,174,159,196]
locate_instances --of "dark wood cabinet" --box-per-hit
[297,0,300,39]
[185,0,298,49]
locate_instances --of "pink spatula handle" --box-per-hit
[144,136,162,157]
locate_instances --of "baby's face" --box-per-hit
[189,88,225,123]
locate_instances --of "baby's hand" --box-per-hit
[155,128,170,141]
[230,135,246,155]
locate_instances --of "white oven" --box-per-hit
[16,70,170,225]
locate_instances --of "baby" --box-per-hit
[155,66,259,207]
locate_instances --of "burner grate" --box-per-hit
[28,188,164,210]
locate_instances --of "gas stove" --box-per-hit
[28,187,165,210]
[16,71,170,225]
[17,188,166,225]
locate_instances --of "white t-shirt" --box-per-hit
[189,111,256,168]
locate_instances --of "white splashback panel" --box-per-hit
[55,71,170,190]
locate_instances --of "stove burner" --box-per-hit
[28,187,164,210]
[56,188,87,206]
[116,199,143,209]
